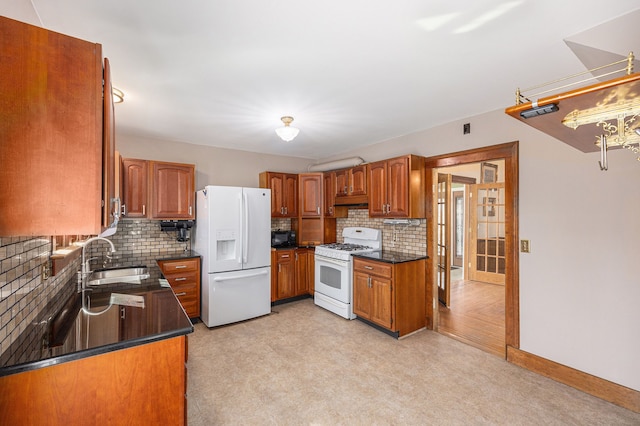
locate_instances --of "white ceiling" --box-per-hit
[3,1,640,160]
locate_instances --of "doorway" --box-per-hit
[425,142,519,358]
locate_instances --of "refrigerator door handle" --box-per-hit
[212,269,268,282]
[242,191,249,264]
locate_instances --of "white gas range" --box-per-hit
[314,227,382,319]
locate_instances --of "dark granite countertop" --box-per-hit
[0,252,196,378]
[352,251,427,264]
[271,245,316,250]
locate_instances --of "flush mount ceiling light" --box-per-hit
[112,87,124,103]
[275,116,299,142]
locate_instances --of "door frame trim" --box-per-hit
[424,141,519,350]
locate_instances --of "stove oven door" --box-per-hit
[314,254,351,303]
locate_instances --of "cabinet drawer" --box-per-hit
[353,259,392,278]
[276,250,294,262]
[179,299,200,317]
[159,258,199,273]
[164,270,199,287]
[172,282,198,300]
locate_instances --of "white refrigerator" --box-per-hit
[194,186,272,327]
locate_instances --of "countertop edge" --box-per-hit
[0,325,193,378]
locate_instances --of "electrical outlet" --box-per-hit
[520,239,531,253]
[41,259,52,280]
[463,123,470,134]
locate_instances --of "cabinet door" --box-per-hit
[370,276,394,329]
[0,16,103,236]
[282,173,298,217]
[295,249,309,295]
[353,271,372,319]
[334,169,348,197]
[349,165,367,196]
[102,58,117,228]
[276,250,295,299]
[368,161,387,217]
[323,173,335,217]
[121,158,148,217]
[299,173,322,217]
[150,161,195,219]
[387,156,410,217]
[265,173,285,217]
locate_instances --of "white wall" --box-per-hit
[116,135,312,189]
[322,109,640,391]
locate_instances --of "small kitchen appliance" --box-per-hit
[314,227,382,319]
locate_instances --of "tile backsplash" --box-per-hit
[336,209,426,256]
[0,219,191,362]
[0,236,78,364]
[269,209,426,256]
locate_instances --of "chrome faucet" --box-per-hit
[78,236,116,292]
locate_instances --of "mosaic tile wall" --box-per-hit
[87,219,192,269]
[0,236,79,363]
[336,209,427,256]
[0,219,191,362]
[270,218,291,232]
[269,211,426,255]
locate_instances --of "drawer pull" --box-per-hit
[281,254,289,258]
[174,277,187,281]
[175,292,187,297]
[174,265,187,269]
[364,266,374,270]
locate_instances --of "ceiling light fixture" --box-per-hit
[275,116,299,142]
[112,87,124,103]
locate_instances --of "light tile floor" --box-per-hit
[187,298,639,425]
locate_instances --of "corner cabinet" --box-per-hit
[0,16,116,236]
[271,248,315,302]
[259,172,298,218]
[121,159,195,220]
[353,257,426,337]
[368,155,426,218]
[157,257,201,319]
[296,173,336,246]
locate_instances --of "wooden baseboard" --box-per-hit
[507,346,640,413]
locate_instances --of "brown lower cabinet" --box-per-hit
[157,257,201,319]
[271,248,315,302]
[0,336,188,425]
[353,257,426,337]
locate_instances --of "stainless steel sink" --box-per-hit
[87,266,150,286]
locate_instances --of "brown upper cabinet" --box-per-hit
[259,172,298,218]
[0,16,115,236]
[368,155,426,218]
[121,159,195,220]
[334,165,368,205]
[298,173,323,217]
[323,172,336,217]
[121,159,149,218]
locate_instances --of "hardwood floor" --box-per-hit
[438,273,506,357]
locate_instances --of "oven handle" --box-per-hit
[315,255,349,267]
